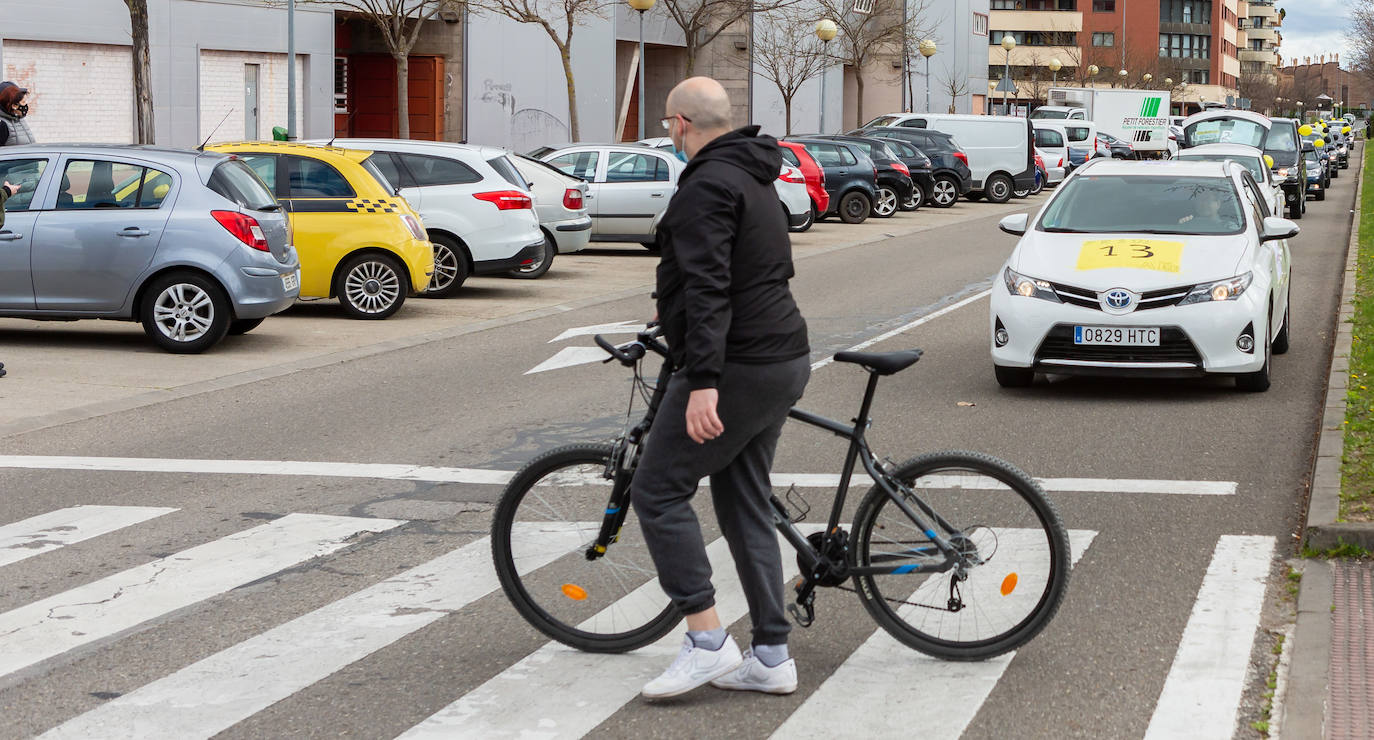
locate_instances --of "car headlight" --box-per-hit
[1178,272,1253,305]
[1274,167,1290,179]
[1003,267,1061,302]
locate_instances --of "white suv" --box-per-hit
[313,139,545,296]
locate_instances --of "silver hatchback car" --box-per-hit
[0,145,299,353]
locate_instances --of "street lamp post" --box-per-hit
[1118,68,1128,88]
[919,39,937,113]
[1143,73,1153,87]
[1049,57,1061,86]
[816,20,838,133]
[628,0,656,141]
[287,0,296,139]
[1001,35,1016,115]
[1088,64,1099,88]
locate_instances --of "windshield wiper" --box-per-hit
[1039,226,1082,233]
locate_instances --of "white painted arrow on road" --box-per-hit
[548,320,641,343]
[526,319,641,374]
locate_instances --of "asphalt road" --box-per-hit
[0,164,1358,739]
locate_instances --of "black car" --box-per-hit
[868,136,934,211]
[1096,131,1135,159]
[784,137,880,224]
[850,126,972,208]
[1265,118,1307,220]
[802,134,915,218]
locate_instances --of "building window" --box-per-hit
[1093,0,1115,11]
[973,12,988,36]
[1159,33,1211,58]
[990,0,1020,8]
[1250,39,1265,51]
[1185,69,1209,84]
[990,30,1076,46]
[1160,0,1212,24]
[1223,40,1237,57]
[1092,32,1114,46]
[333,57,348,114]
[1250,16,1264,28]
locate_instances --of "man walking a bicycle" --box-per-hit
[633,76,812,699]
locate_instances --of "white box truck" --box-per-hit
[1046,87,1172,156]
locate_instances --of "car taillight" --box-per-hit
[892,162,910,176]
[1058,158,1064,168]
[473,190,533,210]
[400,214,427,240]
[953,151,969,167]
[212,210,269,252]
[563,188,584,210]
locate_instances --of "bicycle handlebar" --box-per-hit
[594,324,668,367]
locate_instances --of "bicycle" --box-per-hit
[491,324,1070,661]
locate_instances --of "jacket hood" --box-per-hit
[683,125,782,184]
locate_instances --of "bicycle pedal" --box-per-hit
[787,602,815,628]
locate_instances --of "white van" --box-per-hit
[1034,120,1097,159]
[860,113,1035,203]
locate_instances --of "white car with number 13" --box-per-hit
[990,159,1297,392]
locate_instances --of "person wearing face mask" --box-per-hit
[0,82,36,147]
[633,76,811,700]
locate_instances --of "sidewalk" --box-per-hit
[1281,144,1374,740]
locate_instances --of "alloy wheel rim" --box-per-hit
[934,181,956,204]
[153,283,214,342]
[876,188,897,215]
[345,260,401,314]
[429,244,459,292]
[904,187,923,209]
[518,242,550,274]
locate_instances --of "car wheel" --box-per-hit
[994,365,1034,388]
[227,318,265,336]
[789,206,814,232]
[839,191,871,224]
[1012,184,1030,198]
[930,176,959,208]
[1316,186,1326,201]
[139,271,231,354]
[900,183,923,212]
[872,186,898,218]
[1273,293,1291,355]
[337,253,407,320]
[1236,312,1272,392]
[1289,196,1303,219]
[508,235,555,279]
[425,235,469,298]
[985,174,1013,204]
[1031,174,1045,195]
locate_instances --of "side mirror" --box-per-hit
[999,213,1030,236]
[1260,216,1299,242]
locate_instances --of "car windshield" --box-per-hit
[1265,124,1299,156]
[1185,118,1267,148]
[1030,109,1069,120]
[1038,175,1245,235]
[863,116,902,128]
[1177,153,1266,181]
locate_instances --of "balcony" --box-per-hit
[1241,48,1278,66]
[989,10,1083,32]
[988,45,1081,67]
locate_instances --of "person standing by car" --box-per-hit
[0,178,16,377]
[0,83,36,146]
[633,76,811,700]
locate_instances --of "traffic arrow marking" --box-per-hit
[524,346,610,375]
[548,320,640,343]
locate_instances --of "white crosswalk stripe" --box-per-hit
[39,524,585,740]
[0,513,403,680]
[0,505,177,568]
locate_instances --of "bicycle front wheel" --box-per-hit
[851,451,1071,661]
[491,443,680,653]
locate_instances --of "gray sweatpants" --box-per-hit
[631,356,810,646]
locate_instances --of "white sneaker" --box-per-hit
[710,650,798,695]
[641,635,743,699]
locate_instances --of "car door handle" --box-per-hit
[650,192,664,197]
[0,231,21,241]
[118,227,150,237]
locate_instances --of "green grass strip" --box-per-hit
[1342,143,1374,521]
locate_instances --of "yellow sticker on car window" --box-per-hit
[1076,239,1184,273]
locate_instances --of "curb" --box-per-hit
[1281,559,1333,740]
[1303,145,1374,552]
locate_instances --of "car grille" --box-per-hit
[1049,281,1193,312]
[1035,325,1202,366]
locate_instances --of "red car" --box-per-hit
[779,140,829,216]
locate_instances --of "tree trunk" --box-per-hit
[395,53,410,139]
[783,96,792,135]
[854,70,865,129]
[126,0,155,144]
[560,47,580,142]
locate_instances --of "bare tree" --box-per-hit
[1349,0,1374,82]
[329,0,465,139]
[657,0,801,78]
[741,9,828,134]
[1238,70,1279,113]
[125,0,155,144]
[939,66,968,114]
[813,0,933,128]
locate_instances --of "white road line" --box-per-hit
[525,346,611,375]
[1144,534,1276,740]
[811,289,993,370]
[0,456,1236,495]
[0,513,403,680]
[398,529,809,740]
[770,528,1097,740]
[548,320,640,343]
[0,506,177,568]
[40,524,586,740]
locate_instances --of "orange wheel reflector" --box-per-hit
[1000,573,1018,596]
[561,584,588,601]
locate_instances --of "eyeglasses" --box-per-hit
[660,114,692,132]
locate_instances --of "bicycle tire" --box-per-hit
[850,450,1070,661]
[491,443,680,653]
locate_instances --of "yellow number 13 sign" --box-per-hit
[1076,239,1184,273]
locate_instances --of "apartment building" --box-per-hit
[1240,0,1280,86]
[988,0,1246,115]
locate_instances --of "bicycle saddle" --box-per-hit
[834,349,923,375]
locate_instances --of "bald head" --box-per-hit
[666,76,733,132]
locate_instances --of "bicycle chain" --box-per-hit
[829,581,955,613]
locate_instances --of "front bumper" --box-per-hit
[989,283,1269,377]
[473,240,546,276]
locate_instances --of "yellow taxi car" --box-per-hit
[207,142,433,319]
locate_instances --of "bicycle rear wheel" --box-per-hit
[851,450,1070,661]
[491,443,680,653]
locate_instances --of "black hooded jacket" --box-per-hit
[654,126,810,390]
